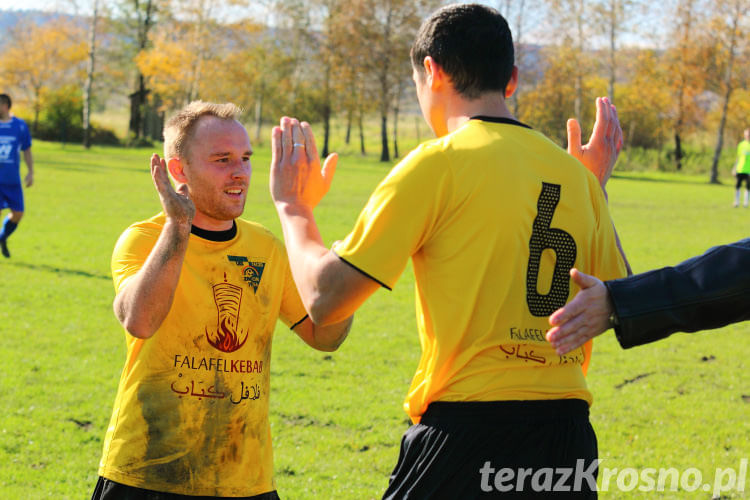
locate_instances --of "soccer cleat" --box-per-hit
[0,238,8,258]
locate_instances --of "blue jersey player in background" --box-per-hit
[0,93,33,258]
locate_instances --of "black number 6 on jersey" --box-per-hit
[526,182,577,316]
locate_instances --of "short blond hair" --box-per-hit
[163,101,242,160]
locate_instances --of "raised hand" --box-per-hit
[270,117,337,209]
[150,153,195,226]
[567,97,623,190]
[114,154,195,339]
[546,268,613,355]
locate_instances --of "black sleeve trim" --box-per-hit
[606,281,633,349]
[333,251,392,291]
[290,314,309,330]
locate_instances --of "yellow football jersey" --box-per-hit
[737,140,750,174]
[99,214,306,496]
[334,117,626,424]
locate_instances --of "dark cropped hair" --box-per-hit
[0,94,11,109]
[411,4,514,99]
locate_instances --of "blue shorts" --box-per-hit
[0,184,24,212]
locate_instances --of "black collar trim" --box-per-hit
[470,116,532,129]
[191,221,237,242]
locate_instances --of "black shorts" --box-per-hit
[383,400,598,499]
[736,173,750,189]
[91,477,281,500]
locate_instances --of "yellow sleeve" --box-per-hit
[589,180,628,283]
[110,223,160,294]
[333,148,450,289]
[277,242,308,329]
[581,177,627,376]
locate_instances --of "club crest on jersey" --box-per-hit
[227,255,266,293]
[242,263,265,293]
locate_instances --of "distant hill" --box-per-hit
[0,9,76,37]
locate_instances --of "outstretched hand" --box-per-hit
[150,153,194,226]
[546,268,613,355]
[270,117,338,209]
[567,97,623,190]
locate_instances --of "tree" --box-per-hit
[348,0,437,162]
[497,0,537,116]
[591,0,641,103]
[708,0,748,183]
[167,0,240,103]
[302,0,347,158]
[664,0,707,170]
[135,30,197,110]
[113,0,159,139]
[137,1,257,113]
[544,0,591,121]
[264,0,330,125]
[331,5,377,155]
[615,49,671,150]
[0,17,87,131]
[718,88,750,141]
[521,43,601,145]
[213,23,287,143]
[83,0,101,148]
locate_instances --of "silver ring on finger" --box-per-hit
[293,143,305,148]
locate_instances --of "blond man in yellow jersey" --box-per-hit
[91,102,352,500]
[270,5,629,498]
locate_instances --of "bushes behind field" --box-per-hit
[616,144,737,176]
[33,120,121,146]
[22,86,121,146]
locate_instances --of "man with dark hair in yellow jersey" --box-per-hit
[270,4,629,498]
[91,101,352,500]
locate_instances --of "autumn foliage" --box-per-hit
[0,0,747,175]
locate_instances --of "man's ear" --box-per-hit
[423,56,444,91]
[167,157,188,184]
[505,66,519,98]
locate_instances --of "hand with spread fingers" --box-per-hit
[567,97,623,191]
[150,153,195,227]
[546,268,614,355]
[269,117,338,209]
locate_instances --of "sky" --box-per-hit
[0,0,667,49]
[0,0,84,15]
[0,0,71,11]
[0,0,268,23]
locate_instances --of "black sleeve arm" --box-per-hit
[606,238,750,349]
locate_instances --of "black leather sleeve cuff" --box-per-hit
[606,238,750,349]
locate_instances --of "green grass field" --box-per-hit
[0,139,748,499]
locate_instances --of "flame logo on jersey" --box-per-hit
[206,273,248,353]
